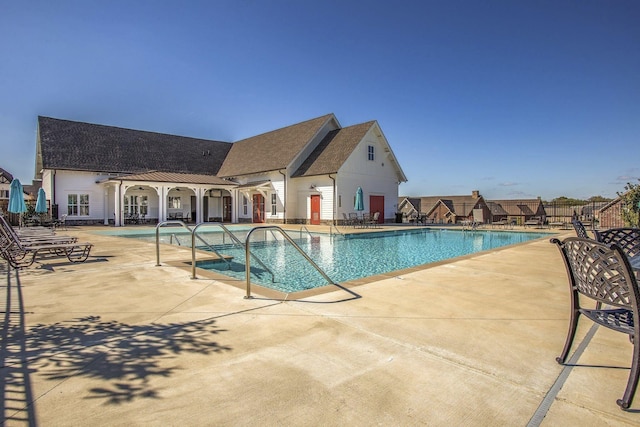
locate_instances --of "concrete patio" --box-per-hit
[2,224,639,426]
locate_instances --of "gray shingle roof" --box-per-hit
[292,121,374,177]
[38,116,232,175]
[217,114,335,177]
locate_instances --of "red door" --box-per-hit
[310,195,321,225]
[370,195,384,224]
[252,194,265,223]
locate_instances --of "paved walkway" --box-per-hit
[1,224,639,426]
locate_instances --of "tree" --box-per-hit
[619,180,640,227]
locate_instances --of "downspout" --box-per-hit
[278,169,287,224]
[329,174,336,226]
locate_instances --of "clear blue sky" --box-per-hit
[1,0,638,200]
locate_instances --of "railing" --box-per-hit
[169,233,182,246]
[191,222,274,281]
[155,220,191,267]
[329,224,344,237]
[156,221,232,275]
[245,226,337,299]
[299,225,313,240]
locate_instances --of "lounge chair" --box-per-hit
[524,217,542,228]
[552,236,640,410]
[0,216,92,269]
[0,215,77,246]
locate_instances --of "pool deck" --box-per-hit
[2,224,639,425]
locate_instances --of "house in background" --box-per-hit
[397,197,421,219]
[35,114,406,226]
[0,167,14,212]
[398,191,546,225]
[598,196,626,229]
[485,198,546,225]
[398,191,489,224]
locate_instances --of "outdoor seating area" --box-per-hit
[0,214,93,269]
[3,224,640,424]
[342,212,381,228]
[552,236,640,410]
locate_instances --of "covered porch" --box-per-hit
[102,172,237,226]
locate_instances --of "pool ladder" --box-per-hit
[155,221,275,282]
[156,223,348,300]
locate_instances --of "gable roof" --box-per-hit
[217,114,335,177]
[420,195,484,216]
[37,116,232,176]
[0,167,13,183]
[488,199,543,216]
[292,121,374,177]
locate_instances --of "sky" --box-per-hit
[1,0,638,201]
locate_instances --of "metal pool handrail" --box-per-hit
[244,225,338,299]
[299,225,312,240]
[329,224,344,237]
[191,222,274,282]
[156,221,232,275]
[156,220,191,267]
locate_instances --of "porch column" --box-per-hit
[195,187,203,224]
[114,182,122,226]
[158,186,166,223]
[103,185,110,225]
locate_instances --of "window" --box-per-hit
[125,195,148,215]
[271,193,277,216]
[168,196,181,209]
[0,189,8,199]
[368,145,375,161]
[338,195,342,208]
[68,193,89,216]
[243,195,248,215]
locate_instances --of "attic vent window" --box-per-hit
[367,145,374,161]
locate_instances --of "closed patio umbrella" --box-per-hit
[354,187,364,211]
[8,179,27,214]
[35,188,48,213]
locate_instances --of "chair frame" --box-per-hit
[552,236,640,410]
[571,219,589,239]
[595,228,640,259]
[0,216,93,269]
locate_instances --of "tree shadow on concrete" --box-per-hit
[2,265,232,425]
[21,315,232,404]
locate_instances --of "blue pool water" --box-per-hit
[97,227,550,293]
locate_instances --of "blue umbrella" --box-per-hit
[8,179,27,214]
[354,187,364,211]
[35,188,48,213]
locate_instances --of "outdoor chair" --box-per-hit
[349,213,361,228]
[572,219,590,239]
[368,212,380,228]
[342,213,353,227]
[0,216,93,269]
[594,228,640,259]
[552,236,640,410]
[524,217,542,228]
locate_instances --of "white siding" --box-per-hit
[51,170,110,220]
[336,128,401,221]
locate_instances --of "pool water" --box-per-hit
[101,227,550,293]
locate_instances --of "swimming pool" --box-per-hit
[97,227,551,293]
